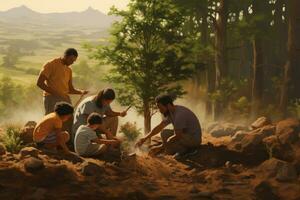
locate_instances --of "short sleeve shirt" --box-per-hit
[73,95,111,134]
[74,125,98,155]
[39,58,72,97]
[164,105,201,139]
[33,112,63,142]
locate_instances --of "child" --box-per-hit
[33,102,74,154]
[74,112,120,157]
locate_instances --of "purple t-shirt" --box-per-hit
[164,105,201,141]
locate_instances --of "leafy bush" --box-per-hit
[288,99,300,118]
[120,122,142,142]
[119,122,142,152]
[0,125,24,153]
[231,96,251,118]
[0,76,41,120]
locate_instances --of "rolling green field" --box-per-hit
[0,22,108,87]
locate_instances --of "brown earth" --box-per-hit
[0,117,300,200]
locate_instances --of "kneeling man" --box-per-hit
[136,94,202,158]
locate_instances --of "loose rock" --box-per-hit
[24,157,44,173]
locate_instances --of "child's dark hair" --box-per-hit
[155,94,174,106]
[87,113,103,125]
[54,102,74,116]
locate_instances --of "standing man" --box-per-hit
[37,48,88,115]
[136,94,202,159]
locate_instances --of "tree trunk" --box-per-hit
[280,0,300,114]
[251,37,264,117]
[250,0,267,118]
[143,100,152,134]
[274,0,288,65]
[213,0,228,120]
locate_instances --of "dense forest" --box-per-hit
[88,0,300,132]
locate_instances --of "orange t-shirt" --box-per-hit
[39,58,72,97]
[33,113,63,142]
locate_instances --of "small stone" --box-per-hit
[191,191,213,198]
[231,131,248,142]
[251,117,271,130]
[254,181,279,200]
[276,163,298,182]
[190,186,199,193]
[126,190,148,200]
[225,161,232,168]
[24,157,44,173]
[81,162,104,176]
[20,147,39,158]
[259,158,297,182]
[30,188,47,200]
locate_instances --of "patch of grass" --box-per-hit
[0,124,24,153]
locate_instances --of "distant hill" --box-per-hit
[0,5,119,29]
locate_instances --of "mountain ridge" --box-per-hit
[0,5,118,29]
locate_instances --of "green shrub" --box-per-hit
[288,99,300,118]
[0,125,24,153]
[119,122,142,142]
[119,122,142,152]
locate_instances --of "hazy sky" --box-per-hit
[0,0,130,14]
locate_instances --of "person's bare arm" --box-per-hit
[68,72,88,95]
[36,74,61,96]
[97,124,118,140]
[105,109,127,117]
[136,121,168,147]
[91,138,120,146]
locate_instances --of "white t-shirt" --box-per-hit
[74,125,98,155]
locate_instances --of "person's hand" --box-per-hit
[119,110,127,117]
[135,137,147,148]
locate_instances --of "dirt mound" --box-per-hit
[0,118,300,199]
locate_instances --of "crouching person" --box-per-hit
[136,94,202,159]
[74,113,120,157]
[33,102,73,154]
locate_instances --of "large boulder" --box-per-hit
[24,157,44,173]
[239,125,275,151]
[231,130,248,142]
[0,143,6,156]
[228,125,276,164]
[209,123,246,138]
[263,135,295,162]
[276,118,300,145]
[251,117,271,130]
[20,121,37,144]
[19,147,39,159]
[258,158,298,182]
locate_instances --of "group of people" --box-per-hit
[33,48,202,159]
